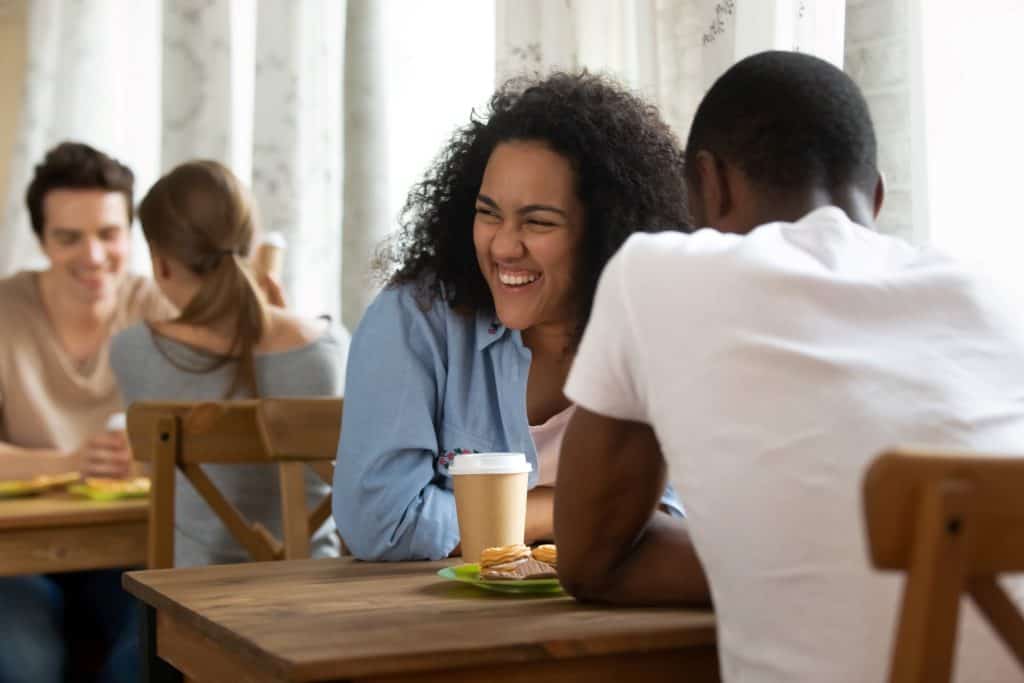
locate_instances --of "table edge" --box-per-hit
[0,502,148,530]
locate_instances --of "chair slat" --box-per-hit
[863,447,1024,683]
[864,448,1024,573]
[128,399,344,569]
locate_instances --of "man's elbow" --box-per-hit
[557,552,618,603]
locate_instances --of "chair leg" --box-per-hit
[968,576,1024,669]
[888,479,975,683]
[148,417,179,569]
[279,462,311,560]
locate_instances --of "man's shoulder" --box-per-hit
[116,273,174,324]
[0,270,39,316]
[620,229,744,268]
[609,230,742,299]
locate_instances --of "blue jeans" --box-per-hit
[0,569,139,683]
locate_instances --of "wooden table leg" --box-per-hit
[141,604,183,683]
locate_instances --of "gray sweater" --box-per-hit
[111,320,349,567]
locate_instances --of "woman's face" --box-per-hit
[473,141,584,333]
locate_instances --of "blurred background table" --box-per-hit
[0,491,147,576]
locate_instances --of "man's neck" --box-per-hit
[749,186,877,232]
[38,270,116,332]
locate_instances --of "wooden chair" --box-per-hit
[863,447,1024,682]
[127,398,343,569]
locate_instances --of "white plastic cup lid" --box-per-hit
[106,412,127,432]
[448,452,532,476]
[260,231,287,249]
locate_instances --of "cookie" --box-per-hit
[532,544,557,567]
[479,543,531,569]
[481,558,557,581]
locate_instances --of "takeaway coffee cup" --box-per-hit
[253,231,287,281]
[448,452,532,563]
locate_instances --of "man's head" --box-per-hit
[684,51,883,233]
[25,142,135,305]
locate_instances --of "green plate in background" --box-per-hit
[437,563,563,595]
[67,484,148,501]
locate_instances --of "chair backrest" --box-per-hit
[128,398,343,569]
[863,447,1024,682]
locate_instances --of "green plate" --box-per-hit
[0,472,80,499]
[0,482,43,499]
[67,484,148,501]
[437,563,563,594]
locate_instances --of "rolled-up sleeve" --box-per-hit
[333,286,461,560]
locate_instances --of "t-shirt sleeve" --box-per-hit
[564,238,649,423]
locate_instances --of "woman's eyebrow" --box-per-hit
[476,194,499,208]
[518,204,567,217]
[476,194,567,217]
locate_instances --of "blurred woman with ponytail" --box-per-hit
[110,160,348,567]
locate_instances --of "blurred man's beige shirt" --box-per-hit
[0,271,171,456]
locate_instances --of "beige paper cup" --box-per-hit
[449,452,532,563]
[252,231,287,280]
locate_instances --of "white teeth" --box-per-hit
[498,271,539,286]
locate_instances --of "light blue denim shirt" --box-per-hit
[333,282,683,561]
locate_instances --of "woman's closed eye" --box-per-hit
[524,215,561,230]
[474,206,501,221]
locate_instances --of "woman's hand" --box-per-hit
[77,430,134,479]
[258,273,287,308]
[525,486,556,544]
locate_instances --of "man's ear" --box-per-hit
[694,150,731,226]
[873,171,886,219]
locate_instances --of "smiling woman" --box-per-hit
[333,72,691,562]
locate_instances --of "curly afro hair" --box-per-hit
[380,71,690,345]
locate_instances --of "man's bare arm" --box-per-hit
[554,406,710,606]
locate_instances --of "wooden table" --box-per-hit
[0,491,147,576]
[125,558,719,683]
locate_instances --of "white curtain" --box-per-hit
[1,0,494,330]
[4,0,856,321]
[0,0,161,275]
[161,0,345,321]
[496,0,845,144]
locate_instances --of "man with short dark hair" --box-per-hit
[1,141,171,481]
[0,141,173,683]
[556,51,1024,682]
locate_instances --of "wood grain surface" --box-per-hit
[126,558,718,683]
[0,492,147,575]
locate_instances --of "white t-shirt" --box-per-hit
[565,206,1024,683]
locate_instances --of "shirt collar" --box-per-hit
[476,309,509,351]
